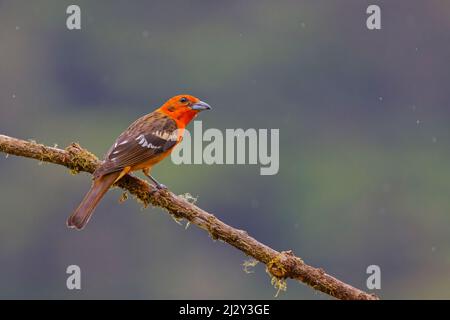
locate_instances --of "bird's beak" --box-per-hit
[191,101,212,111]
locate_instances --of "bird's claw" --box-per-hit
[155,183,167,190]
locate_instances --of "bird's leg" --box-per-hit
[142,168,167,189]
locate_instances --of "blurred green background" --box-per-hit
[1,0,449,299]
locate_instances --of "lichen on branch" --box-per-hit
[0,134,378,300]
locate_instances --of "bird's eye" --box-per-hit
[180,97,188,103]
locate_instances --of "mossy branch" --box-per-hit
[0,134,378,300]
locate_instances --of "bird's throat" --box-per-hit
[159,108,197,128]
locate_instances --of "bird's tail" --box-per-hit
[67,172,121,230]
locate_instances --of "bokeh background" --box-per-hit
[0,0,449,299]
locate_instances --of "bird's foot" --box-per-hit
[155,183,167,190]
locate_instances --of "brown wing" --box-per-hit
[93,112,178,178]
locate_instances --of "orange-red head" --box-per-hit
[157,94,211,127]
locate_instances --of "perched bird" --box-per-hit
[67,95,211,230]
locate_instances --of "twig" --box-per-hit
[0,134,379,300]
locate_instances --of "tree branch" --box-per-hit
[0,134,378,300]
